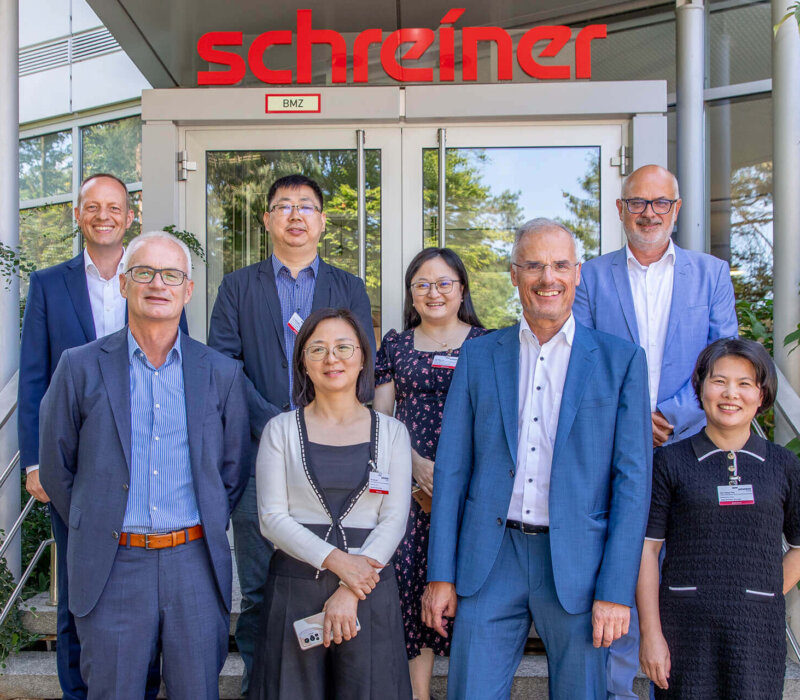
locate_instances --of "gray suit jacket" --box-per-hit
[39,328,250,617]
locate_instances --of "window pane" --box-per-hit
[709,1,771,88]
[81,116,142,183]
[423,147,599,329]
[19,203,75,296]
[124,190,143,246]
[19,130,72,200]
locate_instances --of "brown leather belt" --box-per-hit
[119,524,204,549]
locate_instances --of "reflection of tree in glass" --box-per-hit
[557,151,600,261]
[81,116,142,183]
[19,131,72,200]
[19,204,75,295]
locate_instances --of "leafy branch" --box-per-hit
[774,2,800,36]
[0,242,35,290]
[162,225,206,264]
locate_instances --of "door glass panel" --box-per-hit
[423,147,600,329]
[206,149,381,339]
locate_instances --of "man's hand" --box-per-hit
[411,450,435,496]
[591,600,630,648]
[25,470,50,503]
[651,411,674,447]
[421,581,457,637]
[639,630,671,690]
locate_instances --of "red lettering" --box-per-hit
[462,27,513,81]
[516,25,571,80]
[296,9,347,84]
[575,25,606,79]
[353,28,383,83]
[248,31,293,84]
[380,28,435,82]
[438,9,464,82]
[197,32,246,85]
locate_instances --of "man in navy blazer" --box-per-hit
[39,232,249,699]
[18,173,179,700]
[423,219,652,699]
[207,173,376,693]
[573,165,737,698]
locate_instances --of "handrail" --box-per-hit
[775,366,800,440]
[0,371,19,432]
[0,537,54,629]
[0,450,20,491]
[0,496,36,562]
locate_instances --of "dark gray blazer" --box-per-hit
[207,258,376,472]
[38,328,250,617]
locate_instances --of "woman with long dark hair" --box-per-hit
[373,248,489,700]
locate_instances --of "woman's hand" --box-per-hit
[639,631,671,690]
[322,586,360,647]
[322,549,382,600]
[411,449,435,496]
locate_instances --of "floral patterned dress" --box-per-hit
[375,325,489,659]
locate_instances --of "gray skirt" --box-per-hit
[248,550,413,700]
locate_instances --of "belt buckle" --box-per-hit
[144,533,156,550]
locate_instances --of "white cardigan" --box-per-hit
[256,409,412,571]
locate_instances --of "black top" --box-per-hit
[306,441,371,521]
[647,429,800,596]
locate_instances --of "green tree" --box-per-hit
[557,151,600,260]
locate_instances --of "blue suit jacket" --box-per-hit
[207,257,376,472]
[18,252,188,468]
[38,328,250,617]
[573,243,738,442]
[427,322,652,614]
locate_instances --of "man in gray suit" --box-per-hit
[40,231,249,699]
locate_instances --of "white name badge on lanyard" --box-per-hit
[288,312,304,335]
[432,354,458,369]
[368,471,390,495]
[718,484,755,506]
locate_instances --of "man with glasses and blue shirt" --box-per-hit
[573,164,738,698]
[208,173,375,694]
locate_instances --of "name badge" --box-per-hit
[718,484,754,506]
[432,354,458,369]
[368,471,390,495]
[288,312,304,335]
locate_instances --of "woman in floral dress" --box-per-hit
[374,248,488,700]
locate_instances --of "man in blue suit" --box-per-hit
[207,173,376,694]
[573,165,737,698]
[422,218,652,699]
[39,231,249,699]
[19,173,165,700]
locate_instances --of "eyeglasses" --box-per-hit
[621,198,678,215]
[268,203,322,217]
[410,279,459,295]
[304,344,360,361]
[511,261,578,276]
[126,266,188,286]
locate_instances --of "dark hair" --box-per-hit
[691,338,777,414]
[292,308,374,407]
[267,174,324,211]
[402,248,484,330]
[77,173,131,212]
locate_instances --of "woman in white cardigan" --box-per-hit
[249,308,413,700]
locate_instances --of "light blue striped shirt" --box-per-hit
[272,254,319,407]
[122,329,200,534]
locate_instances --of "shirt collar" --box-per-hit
[519,313,575,349]
[625,239,675,270]
[690,428,767,462]
[84,247,125,280]
[127,327,183,367]
[271,253,320,278]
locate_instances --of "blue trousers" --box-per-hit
[74,537,228,700]
[606,603,641,699]
[231,476,274,695]
[447,529,607,700]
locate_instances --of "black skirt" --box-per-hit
[248,550,413,700]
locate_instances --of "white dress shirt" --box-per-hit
[84,248,126,339]
[508,314,575,526]
[626,240,675,412]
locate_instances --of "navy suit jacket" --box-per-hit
[207,257,375,472]
[38,328,250,617]
[18,252,188,468]
[427,322,652,614]
[573,243,738,442]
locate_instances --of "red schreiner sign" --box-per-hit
[197,9,606,86]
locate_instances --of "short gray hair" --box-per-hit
[122,231,193,279]
[511,218,579,263]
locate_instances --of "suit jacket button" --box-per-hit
[122,483,129,491]
[282,403,290,410]
[112,531,119,539]
[509,470,515,477]
[282,360,288,368]
[496,517,503,525]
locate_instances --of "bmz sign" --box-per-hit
[197,9,606,86]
